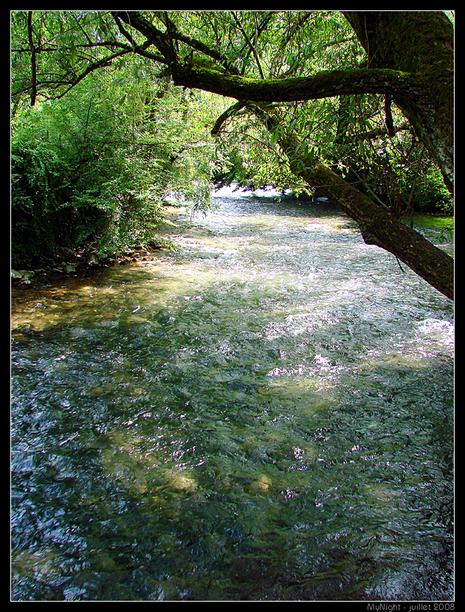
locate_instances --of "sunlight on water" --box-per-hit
[11,195,453,601]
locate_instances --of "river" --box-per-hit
[11,191,454,601]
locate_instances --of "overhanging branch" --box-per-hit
[246,102,453,300]
[171,64,415,102]
[109,11,415,103]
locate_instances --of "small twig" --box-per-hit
[27,11,37,106]
[72,13,94,45]
[231,12,265,79]
[395,256,406,273]
[53,48,131,99]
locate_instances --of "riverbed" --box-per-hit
[11,192,454,601]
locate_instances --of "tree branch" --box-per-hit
[27,11,37,106]
[13,41,135,53]
[354,122,410,141]
[113,13,138,48]
[112,11,414,105]
[242,12,273,56]
[384,93,395,137]
[72,12,94,46]
[211,101,247,135]
[112,11,177,63]
[171,64,415,103]
[231,11,265,79]
[245,101,453,299]
[53,48,132,99]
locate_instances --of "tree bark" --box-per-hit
[170,64,414,101]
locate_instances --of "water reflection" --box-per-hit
[11,195,453,601]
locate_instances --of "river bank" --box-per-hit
[11,204,189,290]
[11,196,453,291]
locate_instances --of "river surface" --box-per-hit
[11,193,454,601]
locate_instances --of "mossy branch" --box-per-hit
[171,64,415,102]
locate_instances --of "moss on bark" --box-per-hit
[171,63,414,102]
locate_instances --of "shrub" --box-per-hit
[11,66,217,269]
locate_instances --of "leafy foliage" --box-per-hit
[12,56,222,268]
[212,112,310,195]
[325,94,453,216]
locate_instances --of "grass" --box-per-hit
[402,213,454,244]
[408,213,454,231]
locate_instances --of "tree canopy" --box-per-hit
[11,10,454,298]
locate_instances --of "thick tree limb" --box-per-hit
[112,11,414,101]
[214,98,453,298]
[170,64,415,102]
[114,10,452,194]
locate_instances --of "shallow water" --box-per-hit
[11,194,454,601]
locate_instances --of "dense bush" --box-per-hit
[11,63,220,269]
[401,165,453,215]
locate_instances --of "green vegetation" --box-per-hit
[12,55,225,269]
[406,213,454,246]
[10,10,454,602]
[11,10,453,296]
[410,215,453,231]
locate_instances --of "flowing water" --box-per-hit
[11,192,454,601]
